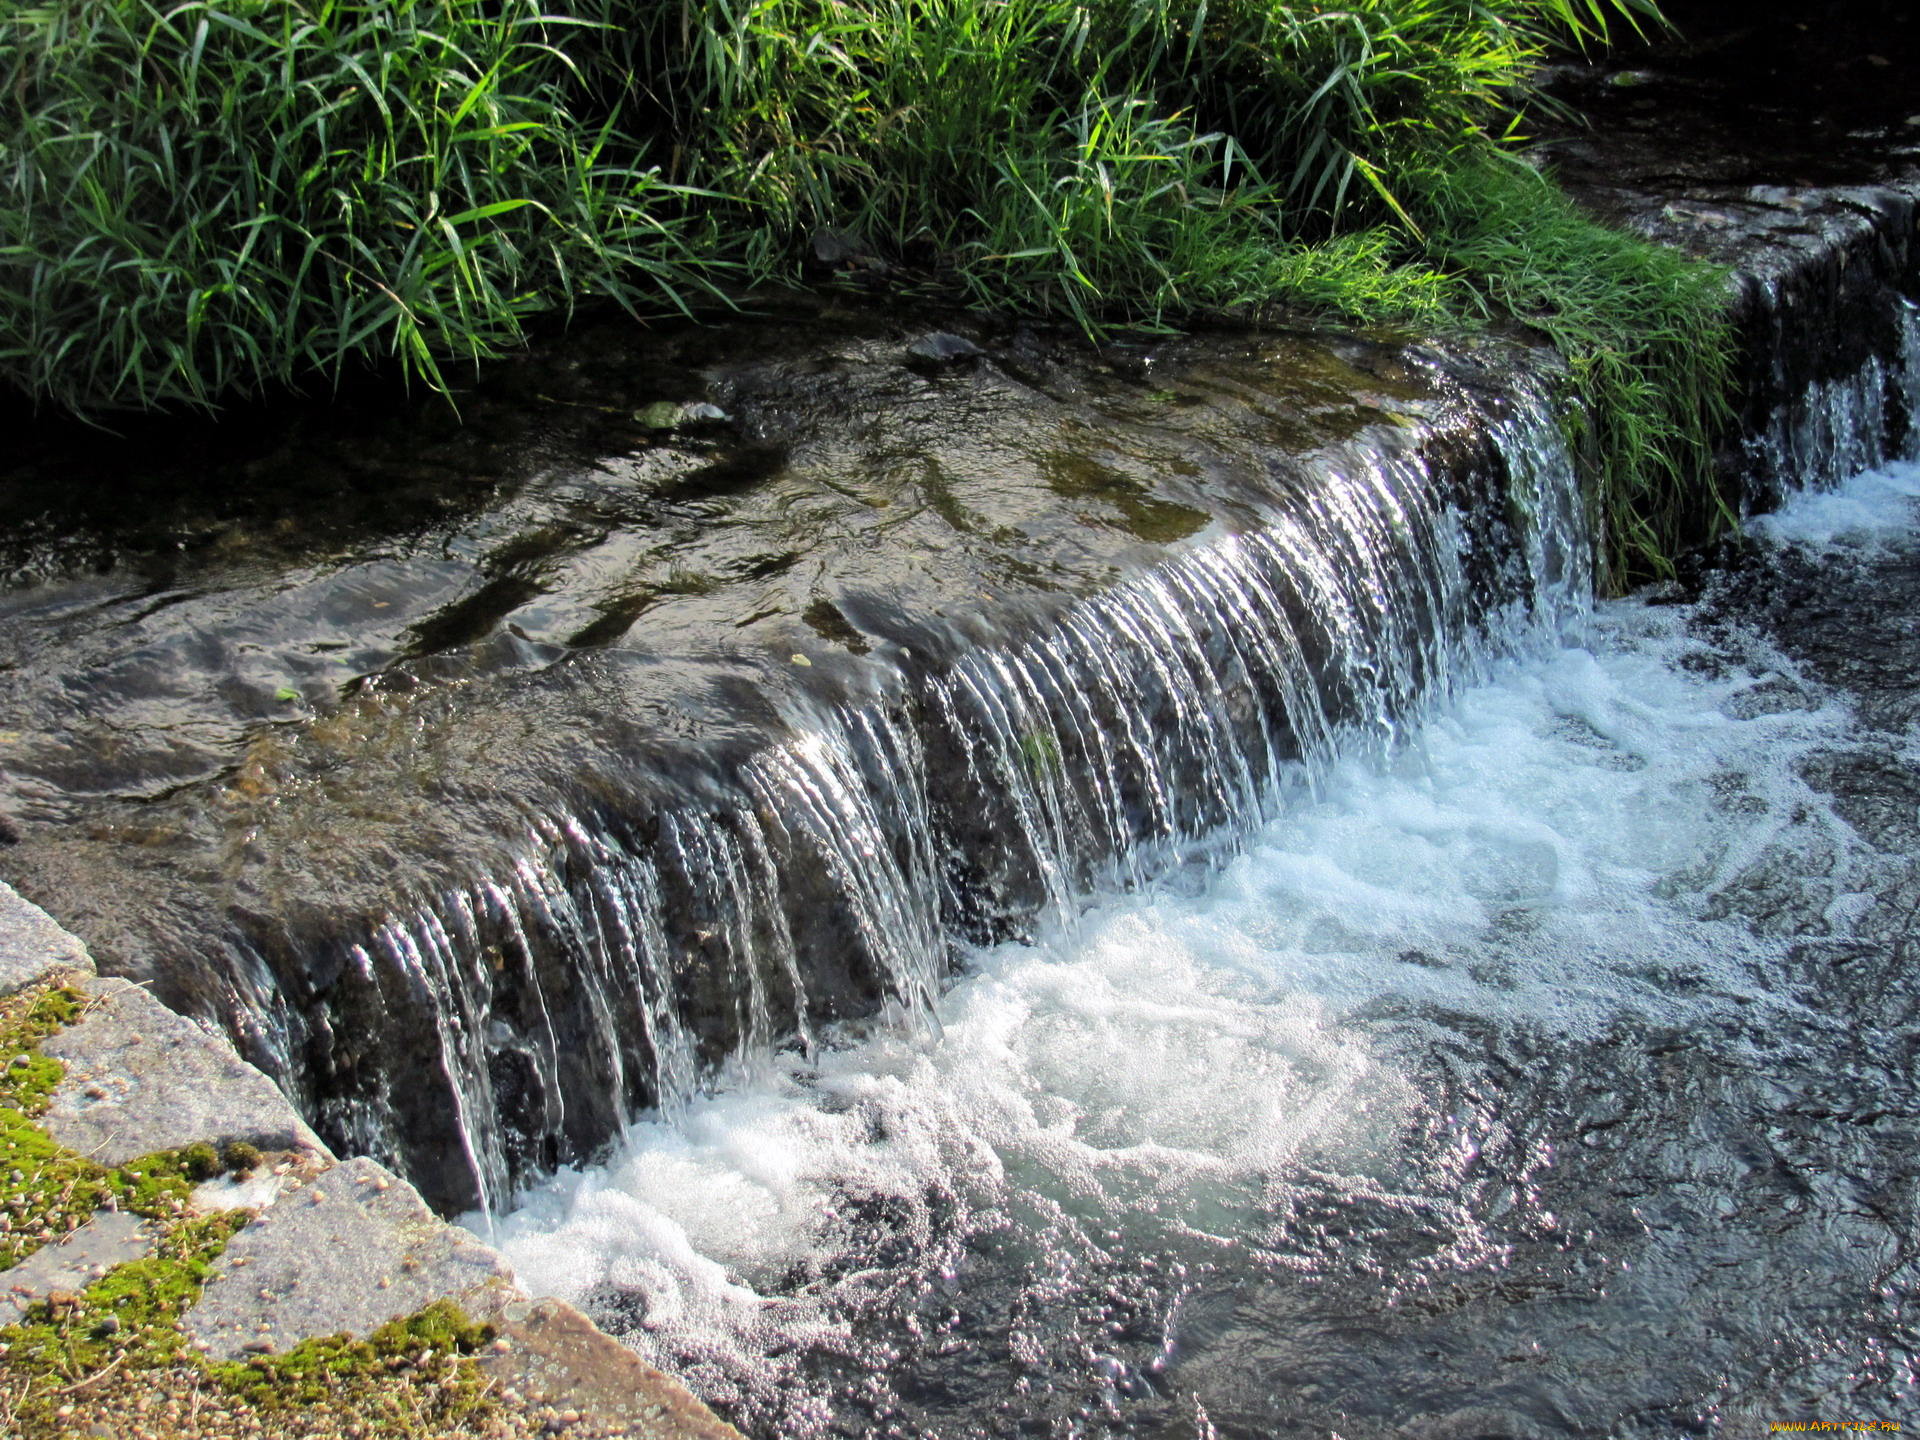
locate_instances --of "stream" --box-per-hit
[480,469,1920,1435]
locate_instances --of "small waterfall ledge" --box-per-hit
[340,372,1589,1216]
[0,190,1916,1216]
[338,215,1920,1216]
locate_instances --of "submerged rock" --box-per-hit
[904,330,984,362]
[0,313,1573,1212]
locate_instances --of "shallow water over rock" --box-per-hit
[0,314,1582,1212]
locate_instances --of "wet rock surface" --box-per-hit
[603,518,1920,1440]
[1539,0,1920,509]
[0,313,1561,1211]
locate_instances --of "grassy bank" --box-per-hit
[0,0,1730,581]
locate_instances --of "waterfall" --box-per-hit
[253,279,1920,1214]
[1740,296,1920,502]
[321,379,1593,1212]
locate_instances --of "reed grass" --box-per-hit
[0,0,719,413]
[2,0,1733,576]
[1410,155,1735,587]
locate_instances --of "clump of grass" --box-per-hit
[584,0,1662,260]
[1409,155,1736,586]
[946,95,1460,331]
[0,0,720,415]
[5,0,1737,575]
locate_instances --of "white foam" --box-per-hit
[1750,457,1920,546]
[484,466,1910,1410]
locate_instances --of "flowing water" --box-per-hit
[6,296,1920,1430]
[483,454,1920,1435]
[0,320,1603,1212]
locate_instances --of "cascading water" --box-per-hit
[1740,298,1920,501]
[474,318,1920,1434]
[349,380,1591,1220]
[5,275,1919,1432]
[389,291,1920,1221]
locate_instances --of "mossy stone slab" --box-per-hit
[39,977,330,1166]
[182,1156,518,1362]
[3,1209,152,1313]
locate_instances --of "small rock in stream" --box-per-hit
[905,331,983,363]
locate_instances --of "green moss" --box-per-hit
[0,980,508,1435]
[0,983,217,1270]
[180,1143,222,1184]
[1018,730,1063,780]
[0,985,82,1112]
[1044,450,1211,544]
[1,983,205,1268]
[211,1300,497,1415]
[0,1211,248,1378]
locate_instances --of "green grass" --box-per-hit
[0,0,721,414]
[1409,155,1735,586]
[1,0,1736,577]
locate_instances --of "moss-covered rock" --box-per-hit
[0,980,520,1438]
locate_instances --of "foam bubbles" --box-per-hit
[1751,458,1920,547]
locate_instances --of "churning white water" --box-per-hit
[483,460,1920,1429]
